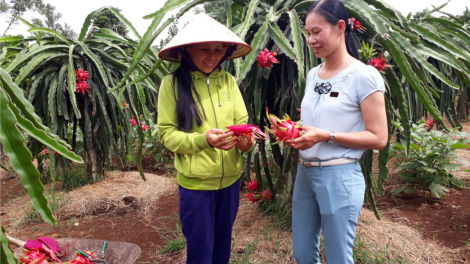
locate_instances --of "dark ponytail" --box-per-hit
[308,0,359,59]
[172,58,206,131]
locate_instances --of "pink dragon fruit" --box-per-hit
[227,124,269,141]
[265,108,304,144]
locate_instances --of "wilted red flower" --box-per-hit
[348,18,364,32]
[54,151,59,156]
[122,100,127,107]
[76,81,89,95]
[227,124,269,141]
[75,69,89,82]
[244,179,258,191]
[425,119,435,130]
[130,117,137,127]
[245,192,260,203]
[368,53,389,72]
[257,48,279,68]
[265,108,303,143]
[42,148,49,155]
[260,190,272,201]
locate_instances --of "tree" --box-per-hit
[92,7,128,37]
[2,0,44,36]
[31,3,77,40]
[156,15,178,50]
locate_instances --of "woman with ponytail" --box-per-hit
[157,14,254,264]
[282,0,388,263]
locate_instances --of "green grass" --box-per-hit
[159,223,186,254]
[229,235,259,264]
[22,193,67,225]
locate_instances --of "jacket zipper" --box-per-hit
[206,77,224,189]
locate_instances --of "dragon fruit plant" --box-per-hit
[265,108,304,144]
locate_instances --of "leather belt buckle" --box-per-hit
[302,159,312,167]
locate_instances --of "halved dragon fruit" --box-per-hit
[227,124,269,141]
[265,108,304,144]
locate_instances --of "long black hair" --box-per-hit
[307,0,359,59]
[172,57,206,131]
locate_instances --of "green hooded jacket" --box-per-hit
[157,69,254,190]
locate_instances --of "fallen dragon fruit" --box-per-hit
[265,108,304,144]
[227,124,269,141]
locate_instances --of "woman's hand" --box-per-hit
[284,126,330,150]
[206,129,238,151]
[236,135,254,152]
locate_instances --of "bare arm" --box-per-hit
[286,91,388,150]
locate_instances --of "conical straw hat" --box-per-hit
[158,13,252,63]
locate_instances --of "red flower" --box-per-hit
[368,53,389,72]
[140,122,150,131]
[227,124,269,141]
[257,48,279,68]
[76,81,89,95]
[425,119,435,129]
[122,100,127,107]
[348,18,364,32]
[244,179,258,191]
[42,148,49,155]
[245,192,260,203]
[75,69,89,82]
[265,108,303,143]
[260,190,272,201]
[130,117,137,127]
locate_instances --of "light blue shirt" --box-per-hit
[299,60,386,161]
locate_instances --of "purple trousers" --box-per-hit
[179,179,240,264]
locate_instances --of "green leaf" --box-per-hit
[1,226,18,264]
[28,27,71,44]
[455,159,470,166]
[363,0,407,28]
[224,0,232,28]
[422,17,462,28]
[109,14,171,92]
[15,15,42,38]
[0,35,23,43]
[408,23,470,63]
[239,0,260,41]
[384,69,411,156]
[397,162,417,170]
[109,7,141,39]
[0,68,71,148]
[0,88,55,225]
[28,68,55,102]
[438,27,470,51]
[379,38,447,132]
[288,9,306,104]
[452,143,470,149]
[76,41,109,87]
[422,167,437,173]
[14,51,67,85]
[429,183,448,198]
[5,44,68,74]
[144,0,194,19]
[67,44,81,119]
[78,7,107,41]
[268,22,296,61]
[342,0,388,36]
[441,163,462,171]
[236,9,274,85]
[390,31,459,90]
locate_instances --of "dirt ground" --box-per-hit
[1,120,470,263]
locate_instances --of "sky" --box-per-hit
[1,0,469,42]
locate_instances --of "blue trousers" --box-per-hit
[179,179,240,264]
[292,162,365,264]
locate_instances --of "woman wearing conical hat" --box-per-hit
[157,14,253,264]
